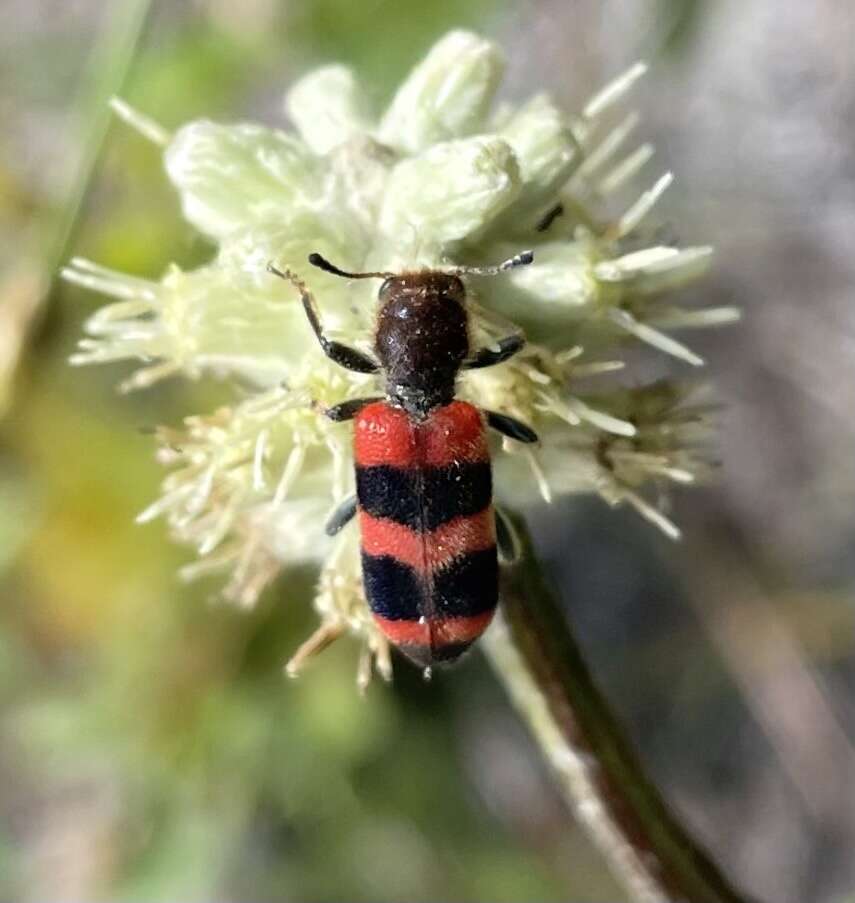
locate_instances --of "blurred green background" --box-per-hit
[1,1,853,901]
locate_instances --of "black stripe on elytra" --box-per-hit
[360,553,424,620]
[360,548,497,621]
[433,548,498,618]
[356,463,491,531]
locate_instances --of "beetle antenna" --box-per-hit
[447,250,534,277]
[307,252,391,280]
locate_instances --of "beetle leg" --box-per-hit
[485,409,539,444]
[495,507,521,564]
[325,494,358,536]
[268,263,379,374]
[464,334,525,370]
[320,397,382,422]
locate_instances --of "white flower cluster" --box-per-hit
[63,31,736,685]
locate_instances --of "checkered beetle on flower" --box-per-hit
[268,250,537,671]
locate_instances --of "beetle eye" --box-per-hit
[378,277,395,300]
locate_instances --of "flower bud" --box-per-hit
[379,136,520,248]
[165,121,319,239]
[285,65,373,155]
[378,30,504,153]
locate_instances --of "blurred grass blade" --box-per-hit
[0,0,153,416]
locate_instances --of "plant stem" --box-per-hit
[482,514,756,903]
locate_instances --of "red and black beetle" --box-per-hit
[269,250,538,670]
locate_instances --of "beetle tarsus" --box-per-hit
[486,410,539,444]
[325,495,358,536]
[465,334,525,370]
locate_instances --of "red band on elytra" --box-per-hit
[359,508,496,572]
[420,401,489,467]
[354,402,415,468]
[354,400,488,469]
[373,609,495,647]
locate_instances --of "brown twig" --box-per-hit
[482,514,756,903]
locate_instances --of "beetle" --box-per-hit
[268,250,538,671]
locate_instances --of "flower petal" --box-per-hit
[68,260,319,388]
[594,245,713,295]
[378,136,520,249]
[491,94,582,231]
[165,121,319,239]
[378,30,504,153]
[471,239,596,343]
[285,65,373,155]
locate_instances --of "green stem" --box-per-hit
[482,514,756,903]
